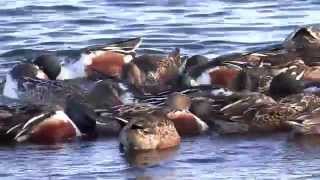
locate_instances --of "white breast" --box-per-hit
[57,53,93,80]
[3,74,19,99]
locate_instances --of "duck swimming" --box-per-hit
[33,37,142,80]
[122,48,185,94]
[97,92,208,137]
[0,96,98,144]
[3,63,84,106]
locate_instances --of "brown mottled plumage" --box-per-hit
[122,48,184,94]
[119,110,180,151]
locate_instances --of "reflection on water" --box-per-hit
[124,147,179,168]
[1,0,320,179]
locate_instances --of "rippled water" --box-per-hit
[1,0,320,179]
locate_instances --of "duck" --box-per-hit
[286,108,320,136]
[2,63,85,106]
[0,96,98,144]
[0,78,130,144]
[96,92,208,137]
[188,71,320,134]
[283,24,320,65]
[121,48,186,94]
[179,52,275,92]
[33,37,142,80]
[180,26,320,89]
[2,62,127,110]
[118,109,181,152]
[211,92,320,134]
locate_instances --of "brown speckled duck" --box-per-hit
[122,48,185,94]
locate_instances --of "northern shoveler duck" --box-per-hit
[2,62,126,109]
[121,48,185,94]
[33,37,142,80]
[0,78,129,144]
[267,65,320,99]
[2,63,84,106]
[96,91,208,139]
[0,98,97,144]
[161,92,208,135]
[118,110,181,151]
[179,52,276,92]
[180,26,320,89]
[286,108,320,136]
[138,89,214,135]
[211,92,320,134]
[283,24,320,65]
[187,70,320,134]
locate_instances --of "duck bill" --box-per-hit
[166,110,208,136]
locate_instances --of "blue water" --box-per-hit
[1,0,320,179]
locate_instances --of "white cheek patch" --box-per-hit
[3,74,19,99]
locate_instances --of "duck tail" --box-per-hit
[84,37,143,54]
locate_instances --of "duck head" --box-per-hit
[268,72,304,99]
[178,55,210,88]
[33,54,61,80]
